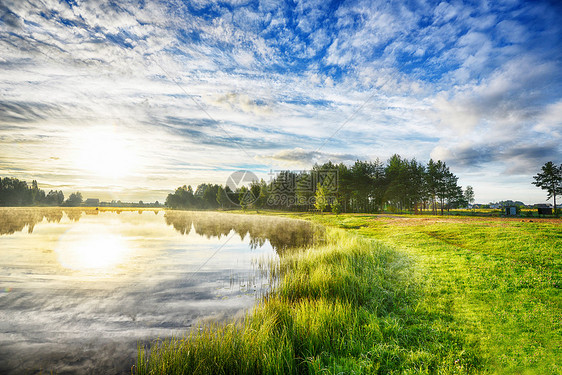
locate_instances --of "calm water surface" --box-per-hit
[0,208,323,374]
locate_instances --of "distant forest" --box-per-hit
[0,177,81,207]
[166,155,472,214]
[2,155,471,214]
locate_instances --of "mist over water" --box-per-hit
[0,208,323,374]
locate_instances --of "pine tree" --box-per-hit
[532,162,562,214]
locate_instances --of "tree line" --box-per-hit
[0,177,82,207]
[166,155,473,214]
[5,159,557,213]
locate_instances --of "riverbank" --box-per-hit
[136,212,504,374]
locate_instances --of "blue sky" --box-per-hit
[0,0,561,204]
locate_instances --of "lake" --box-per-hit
[0,208,323,374]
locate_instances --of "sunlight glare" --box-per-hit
[74,126,139,179]
[56,224,131,273]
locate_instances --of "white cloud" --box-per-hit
[534,100,562,138]
[210,92,272,115]
[433,2,459,24]
[256,147,359,168]
[429,55,559,136]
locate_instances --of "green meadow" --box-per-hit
[136,213,561,374]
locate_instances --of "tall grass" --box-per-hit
[135,228,482,374]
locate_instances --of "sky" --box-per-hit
[0,0,561,204]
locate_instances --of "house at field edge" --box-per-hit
[84,198,100,206]
[533,203,552,208]
[533,203,553,216]
[504,206,517,216]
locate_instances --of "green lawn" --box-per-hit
[136,212,561,374]
[302,213,561,374]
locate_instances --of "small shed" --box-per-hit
[538,207,553,216]
[504,206,517,216]
[84,198,100,206]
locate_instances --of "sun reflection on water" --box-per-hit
[55,223,131,273]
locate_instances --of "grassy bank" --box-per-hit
[136,225,482,374]
[301,214,561,374]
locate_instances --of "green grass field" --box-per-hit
[136,212,561,374]
[306,214,561,374]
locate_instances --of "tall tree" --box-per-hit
[216,186,225,209]
[255,180,269,209]
[350,160,375,212]
[238,186,253,211]
[65,192,83,207]
[198,184,220,209]
[464,186,475,208]
[384,154,408,210]
[314,183,328,213]
[407,159,426,212]
[30,180,45,204]
[165,185,196,209]
[532,161,562,214]
[430,160,452,215]
[224,185,238,207]
[45,190,64,206]
[336,163,352,213]
[444,171,460,211]
[0,177,33,206]
[370,159,386,212]
[426,159,449,214]
[268,170,298,210]
[248,181,262,209]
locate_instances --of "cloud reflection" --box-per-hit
[1,209,318,374]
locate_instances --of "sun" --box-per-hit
[74,126,139,179]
